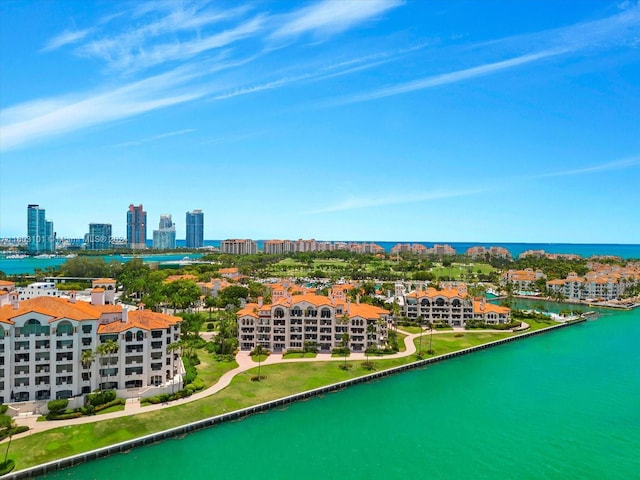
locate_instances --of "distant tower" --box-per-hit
[185,210,204,248]
[153,214,176,249]
[127,204,147,249]
[27,204,54,253]
[86,223,112,250]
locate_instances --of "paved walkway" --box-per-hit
[5,326,520,441]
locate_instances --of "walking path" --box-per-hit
[5,326,521,441]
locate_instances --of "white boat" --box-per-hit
[5,254,28,259]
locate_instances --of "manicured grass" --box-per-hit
[282,352,317,359]
[399,326,422,334]
[516,318,561,332]
[413,331,514,356]
[195,350,238,387]
[251,354,269,363]
[396,331,407,352]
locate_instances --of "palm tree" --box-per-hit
[97,339,118,391]
[341,332,350,369]
[254,344,266,381]
[167,341,182,394]
[427,321,435,355]
[364,321,376,368]
[416,315,424,358]
[80,349,94,370]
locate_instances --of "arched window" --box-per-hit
[420,298,430,307]
[320,307,331,318]
[125,331,133,342]
[452,299,461,307]
[136,331,144,341]
[274,308,285,319]
[57,321,74,335]
[435,298,445,307]
[23,318,49,335]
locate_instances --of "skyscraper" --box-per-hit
[86,223,112,250]
[185,210,204,248]
[27,204,54,253]
[153,214,176,249]
[127,204,147,249]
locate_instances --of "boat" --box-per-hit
[5,254,28,259]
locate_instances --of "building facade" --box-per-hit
[221,239,258,255]
[397,284,511,326]
[27,204,55,253]
[153,214,176,249]
[0,280,182,410]
[237,284,389,353]
[185,210,204,248]
[127,204,147,250]
[86,223,112,250]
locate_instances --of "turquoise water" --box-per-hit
[39,308,640,480]
[0,253,202,276]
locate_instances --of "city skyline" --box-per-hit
[1,1,639,243]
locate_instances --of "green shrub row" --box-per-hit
[465,320,521,330]
[0,425,29,441]
[0,459,16,475]
[0,404,8,414]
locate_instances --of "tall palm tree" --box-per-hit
[97,339,118,391]
[416,315,424,358]
[254,344,266,381]
[427,321,435,355]
[365,321,376,368]
[80,349,94,370]
[167,341,182,394]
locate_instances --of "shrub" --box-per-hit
[0,459,15,475]
[207,322,214,331]
[87,390,117,407]
[0,405,8,414]
[94,399,125,412]
[47,399,69,415]
[0,425,29,441]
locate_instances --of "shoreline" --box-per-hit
[512,294,640,310]
[6,320,584,479]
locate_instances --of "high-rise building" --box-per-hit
[86,223,112,250]
[27,204,54,253]
[127,204,147,249]
[153,214,176,249]
[185,210,204,248]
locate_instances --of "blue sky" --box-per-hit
[1,0,639,244]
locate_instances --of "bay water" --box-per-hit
[40,307,640,479]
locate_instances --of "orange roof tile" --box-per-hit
[92,278,116,284]
[97,309,181,333]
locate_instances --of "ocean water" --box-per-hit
[2,243,639,275]
[39,307,640,480]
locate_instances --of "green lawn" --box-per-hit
[399,326,422,334]
[195,350,238,387]
[413,331,514,356]
[282,352,318,359]
[396,331,407,352]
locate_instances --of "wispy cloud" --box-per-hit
[111,128,195,148]
[329,4,640,106]
[212,43,428,101]
[41,28,93,52]
[74,3,252,72]
[532,156,640,179]
[0,67,206,152]
[330,48,568,106]
[309,188,485,214]
[271,0,403,39]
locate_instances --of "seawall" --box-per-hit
[8,319,585,479]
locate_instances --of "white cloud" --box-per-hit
[271,0,403,39]
[111,128,195,148]
[309,188,485,214]
[0,67,206,152]
[533,156,640,178]
[41,28,93,52]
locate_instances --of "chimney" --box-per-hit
[138,303,145,310]
[258,296,263,308]
[69,291,76,304]
[10,292,19,310]
[356,293,360,305]
[347,298,351,315]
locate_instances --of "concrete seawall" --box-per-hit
[9,319,585,479]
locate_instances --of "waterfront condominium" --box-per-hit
[237,283,390,352]
[153,214,176,249]
[27,204,55,253]
[185,210,204,248]
[127,204,147,250]
[85,223,112,250]
[0,279,183,412]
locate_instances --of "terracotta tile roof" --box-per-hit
[0,296,103,323]
[92,278,116,284]
[92,288,105,293]
[407,287,466,299]
[164,274,198,283]
[97,309,181,333]
[473,301,510,314]
[0,280,15,287]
